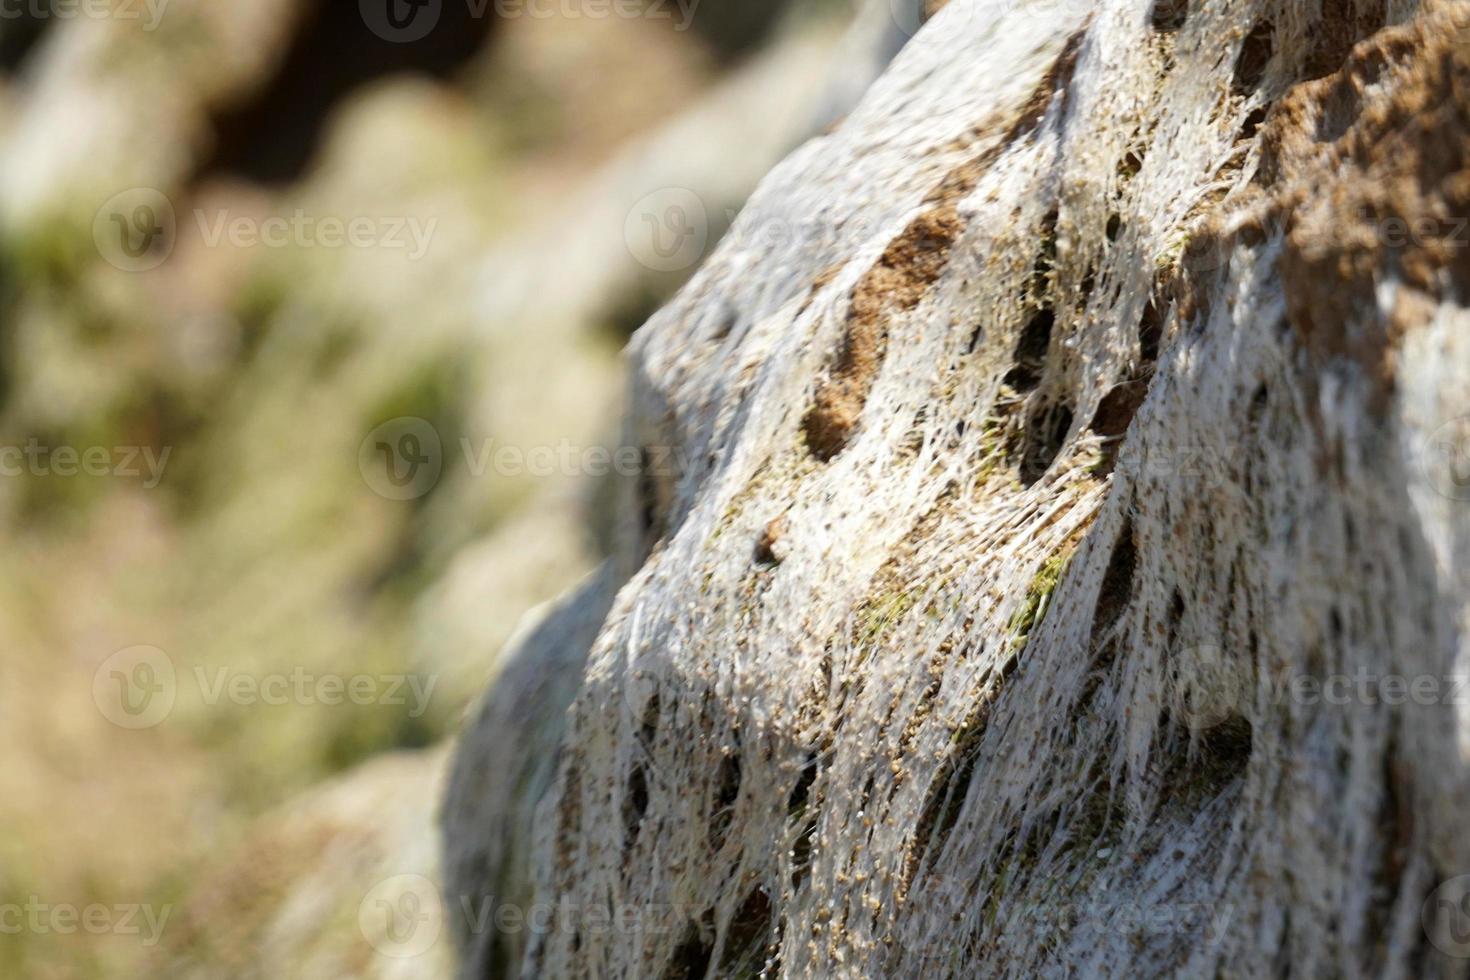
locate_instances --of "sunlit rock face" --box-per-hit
[445,0,1470,976]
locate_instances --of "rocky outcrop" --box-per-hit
[443,568,620,978]
[444,0,1470,976]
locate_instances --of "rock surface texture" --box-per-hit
[445,0,1470,976]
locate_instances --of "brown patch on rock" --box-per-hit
[755,515,790,566]
[800,30,1086,463]
[1273,13,1470,404]
[1171,9,1470,408]
[802,204,965,460]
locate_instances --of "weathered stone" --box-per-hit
[445,0,1470,976]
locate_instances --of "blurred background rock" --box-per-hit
[0,0,923,975]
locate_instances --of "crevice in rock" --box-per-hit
[1149,0,1188,33]
[789,815,818,891]
[1090,380,1148,442]
[1231,19,1275,97]
[1138,296,1164,366]
[1004,209,1061,394]
[1088,379,1149,477]
[717,886,775,975]
[1006,317,1057,395]
[1239,104,1270,142]
[904,708,990,892]
[1369,744,1413,953]
[787,754,822,891]
[1019,399,1073,486]
[1090,517,1137,643]
[640,692,662,746]
[788,754,819,816]
[663,921,715,980]
[1162,713,1253,809]
[623,764,650,847]
[709,751,743,850]
[637,445,673,557]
